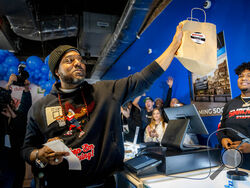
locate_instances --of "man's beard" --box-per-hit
[240,87,250,93]
[240,88,250,96]
[241,88,248,92]
[60,73,85,86]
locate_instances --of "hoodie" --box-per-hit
[22,61,164,187]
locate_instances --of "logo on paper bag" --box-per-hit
[190,32,205,44]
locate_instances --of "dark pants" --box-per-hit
[0,169,15,188]
[34,175,116,188]
[0,148,25,188]
[33,166,116,188]
[12,159,25,188]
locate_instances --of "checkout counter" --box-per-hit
[117,167,250,188]
[119,105,250,187]
[120,142,250,188]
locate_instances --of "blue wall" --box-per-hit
[103,0,250,145]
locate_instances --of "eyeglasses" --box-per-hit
[62,55,86,64]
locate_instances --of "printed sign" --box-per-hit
[191,31,232,116]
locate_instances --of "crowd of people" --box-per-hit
[121,76,185,144]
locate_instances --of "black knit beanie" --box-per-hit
[48,45,80,80]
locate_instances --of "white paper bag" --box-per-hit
[176,8,217,76]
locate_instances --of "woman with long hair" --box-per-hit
[144,108,167,143]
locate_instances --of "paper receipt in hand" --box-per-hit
[44,140,81,170]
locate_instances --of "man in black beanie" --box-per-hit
[22,23,183,187]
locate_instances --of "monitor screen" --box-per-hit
[164,104,208,135]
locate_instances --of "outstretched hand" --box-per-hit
[172,23,183,52]
[8,74,17,85]
[155,23,183,71]
[167,76,173,88]
[6,74,17,90]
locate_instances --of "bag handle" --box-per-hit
[186,17,199,22]
[191,8,206,22]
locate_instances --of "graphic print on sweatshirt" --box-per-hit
[45,100,95,138]
[228,107,250,119]
[70,143,95,161]
[62,102,88,138]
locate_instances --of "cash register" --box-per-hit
[124,104,221,176]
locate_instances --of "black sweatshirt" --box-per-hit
[217,95,250,170]
[22,61,164,187]
[217,95,250,142]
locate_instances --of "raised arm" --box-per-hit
[6,74,17,90]
[106,24,183,106]
[164,77,173,108]
[132,93,145,111]
[120,106,130,119]
[155,23,183,71]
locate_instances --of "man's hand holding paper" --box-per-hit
[44,139,82,170]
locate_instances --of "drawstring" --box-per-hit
[81,90,89,117]
[58,93,66,121]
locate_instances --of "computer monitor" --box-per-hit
[164,104,208,135]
